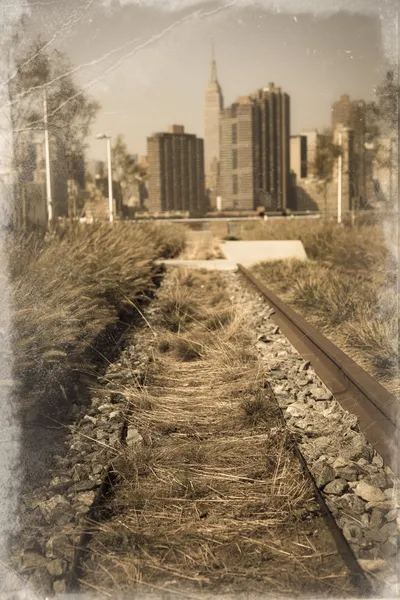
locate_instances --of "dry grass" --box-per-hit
[239,216,390,267]
[81,268,356,598]
[157,269,234,334]
[7,221,186,414]
[139,222,187,259]
[178,232,224,260]
[243,218,398,394]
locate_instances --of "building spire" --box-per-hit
[210,37,217,82]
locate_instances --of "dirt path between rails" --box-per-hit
[80,268,358,599]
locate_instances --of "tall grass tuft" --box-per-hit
[250,217,398,393]
[7,221,186,416]
[240,217,389,270]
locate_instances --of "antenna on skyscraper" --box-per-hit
[209,36,218,83]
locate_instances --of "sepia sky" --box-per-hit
[22,0,395,161]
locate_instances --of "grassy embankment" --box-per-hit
[81,268,355,598]
[239,217,398,394]
[7,221,186,418]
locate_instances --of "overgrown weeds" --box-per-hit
[81,267,356,598]
[239,216,390,271]
[7,221,186,416]
[241,216,398,393]
[157,269,234,334]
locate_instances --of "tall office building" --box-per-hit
[204,46,224,208]
[332,94,367,201]
[332,95,366,134]
[219,83,290,211]
[333,124,356,213]
[147,125,206,215]
[219,96,254,210]
[301,130,318,178]
[290,135,307,179]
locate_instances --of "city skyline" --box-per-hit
[18,1,390,161]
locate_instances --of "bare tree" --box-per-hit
[5,20,100,228]
[112,135,146,207]
[12,40,99,171]
[364,70,399,207]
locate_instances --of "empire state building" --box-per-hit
[204,48,224,209]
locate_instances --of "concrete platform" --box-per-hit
[220,240,307,266]
[155,259,237,271]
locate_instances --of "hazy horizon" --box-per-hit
[16,0,396,161]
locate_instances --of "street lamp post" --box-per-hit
[337,131,342,224]
[363,141,375,207]
[43,84,53,227]
[95,133,114,223]
[388,137,396,206]
[349,180,357,226]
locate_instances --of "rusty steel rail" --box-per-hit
[238,264,399,478]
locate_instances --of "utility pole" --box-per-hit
[106,136,113,223]
[337,131,342,224]
[6,47,21,230]
[21,185,26,232]
[43,84,53,227]
[389,137,393,206]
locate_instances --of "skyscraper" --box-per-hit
[147,125,206,216]
[204,44,224,209]
[219,97,255,211]
[333,124,356,213]
[332,95,366,154]
[301,130,318,178]
[332,94,367,203]
[290,136,307,179]
[219,83,290,211]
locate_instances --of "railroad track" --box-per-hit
[13,263,398,598]
[238,264,399,479]
[238,264,399,597]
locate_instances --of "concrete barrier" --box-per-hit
[155,259,237,271]
[220,240,307,266]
